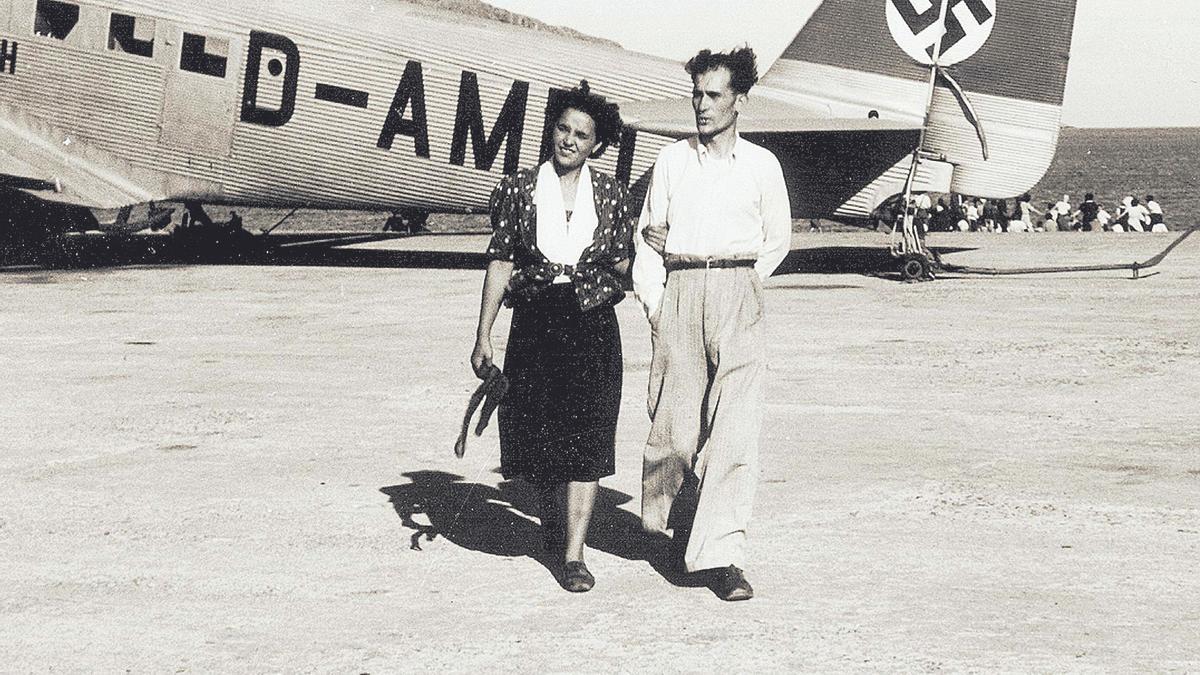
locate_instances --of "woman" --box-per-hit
[981,198,998,233]
[1014,192,1041,233]
[470,82,633,593]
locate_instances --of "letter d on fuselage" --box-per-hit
[241,30,300,128]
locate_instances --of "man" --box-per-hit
[1123,197,1148,233]
[1145,195,1168,232]
[1075,193,1099,232]
[631,47,791,602]
[1054,194,1072,220]
[912,192,933,233]
[1054,194,1073,231]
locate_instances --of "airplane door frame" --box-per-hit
[159,21,243,158]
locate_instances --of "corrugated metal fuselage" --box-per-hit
[0,0,686,212]
[0,0,1075,219]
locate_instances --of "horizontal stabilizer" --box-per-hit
[621,96,922,139]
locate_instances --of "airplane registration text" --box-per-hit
[239,30,638,184]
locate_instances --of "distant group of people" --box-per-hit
[890,192,1171,234]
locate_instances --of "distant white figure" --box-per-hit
[1126,197,1149,233]
[910,192,932,233]
[1096,205,1112,231]
[1014,193,1041,232]
[1145,195,1168,232]
[965,199,979,230]
[1053,194,1071,222]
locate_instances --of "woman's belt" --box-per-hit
[664,254,757,272]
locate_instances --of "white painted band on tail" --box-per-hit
[885,0,997,66]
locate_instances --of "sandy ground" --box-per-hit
[2,231,1198,672]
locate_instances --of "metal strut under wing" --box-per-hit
[937,226,1198,280]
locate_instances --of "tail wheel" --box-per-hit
[900,253,931,282]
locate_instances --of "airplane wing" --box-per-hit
[621,95,931,220]
[0,102,170,208]
[620,95,923,139]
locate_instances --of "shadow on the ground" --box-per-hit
[774,245,975,276]
[379,470,702,587]
[0,230,492,271]
[3,225,974,278]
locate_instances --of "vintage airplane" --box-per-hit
[0,0,1079,274]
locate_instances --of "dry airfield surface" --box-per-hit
[3,231,1198,671]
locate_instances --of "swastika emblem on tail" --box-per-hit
[886,0,996,66]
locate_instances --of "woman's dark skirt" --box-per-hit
[499,283,622,485]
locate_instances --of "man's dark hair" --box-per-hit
[547,80,623,157]
[685,47,759,95]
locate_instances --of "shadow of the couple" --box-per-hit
[379,470,704,587]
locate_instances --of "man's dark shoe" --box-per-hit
[562,561,595,593]
[712,565,754,601]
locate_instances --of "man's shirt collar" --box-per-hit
[693,133,742,164]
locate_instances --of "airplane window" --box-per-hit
[108,13,155,58]
[180,33,228,78]
[33,0,80,40]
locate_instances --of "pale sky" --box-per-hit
[487,0,1200,129]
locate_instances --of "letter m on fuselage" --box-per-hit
[450,71,528,175]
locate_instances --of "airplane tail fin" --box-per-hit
[760,0,1078,199]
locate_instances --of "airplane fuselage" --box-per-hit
[0,0,684,212]
[1,0,1079,223]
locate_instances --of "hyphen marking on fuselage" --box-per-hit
[314,84,369,109]
[0,39,16,74]
[237,29,640,184]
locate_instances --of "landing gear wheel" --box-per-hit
[384,210,430,234]
[900,253,931,282]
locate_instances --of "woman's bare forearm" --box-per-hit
[476,260,514,342]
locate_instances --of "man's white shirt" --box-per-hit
[631,135,792,318]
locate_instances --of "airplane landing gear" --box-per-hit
[171,202,260,262]
[383,210,430,234]
[899,253,932,282]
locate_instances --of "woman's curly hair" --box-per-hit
[547,80,624,158]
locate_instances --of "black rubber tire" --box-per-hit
[900,253,931,282]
